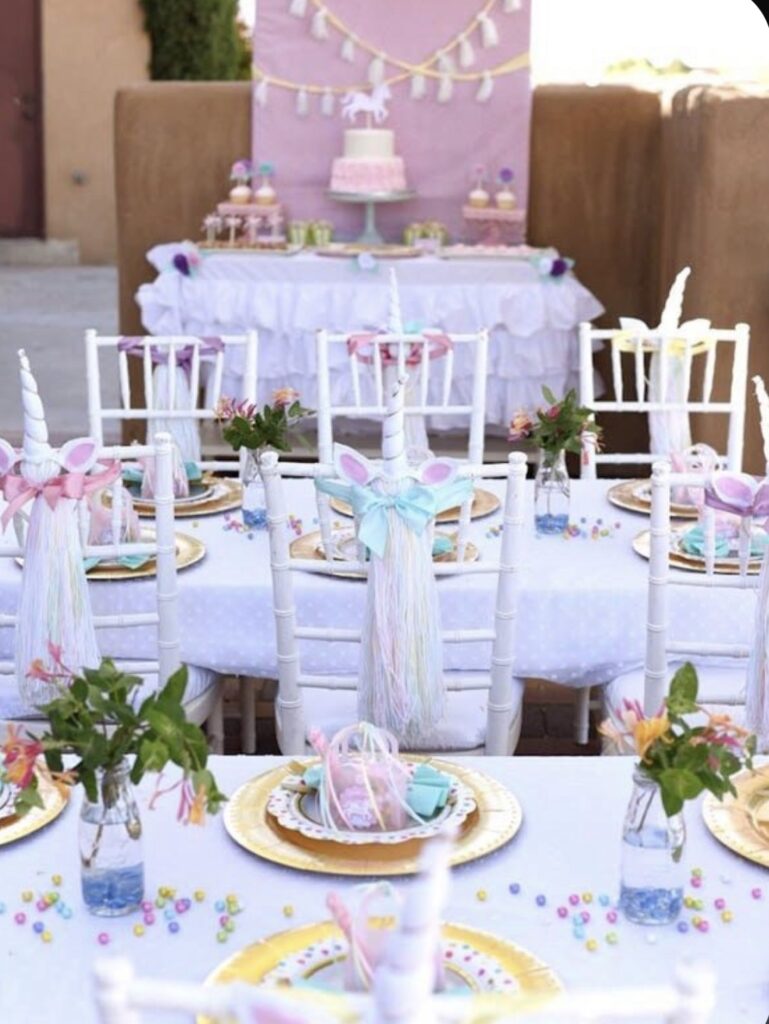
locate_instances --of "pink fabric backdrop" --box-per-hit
[251,0,532,242]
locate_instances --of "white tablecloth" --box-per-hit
[0,755,765,1023]
[0,481,754,689]
[136,248,604,425]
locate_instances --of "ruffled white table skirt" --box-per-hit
[137,247,605,424]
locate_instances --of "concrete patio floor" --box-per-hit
[0,265,120,444]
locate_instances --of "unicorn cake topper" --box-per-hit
[341,82,392,125]
[0,351,108,706]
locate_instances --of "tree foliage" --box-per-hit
[140,0,252,81]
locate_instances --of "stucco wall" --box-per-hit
[42,0,149,263]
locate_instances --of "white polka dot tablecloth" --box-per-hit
[0,479,754,690]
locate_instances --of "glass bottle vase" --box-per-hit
[79,760,144,916]
[619,768,685,924]
[241,450,268,529]
[534,448,570,535]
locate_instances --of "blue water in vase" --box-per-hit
[81,862,144,916]
[619,883,683,924]
[242,507,268,529]
[535,513,569,535]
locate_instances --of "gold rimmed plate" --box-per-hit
[632,528,762,575]
[223,758,522,876]
[289,530,478,579]
[330,488,501,524]
[607,479,699,519]
[0,773,69,847]
[17,530,206,580]
[131,477,242,519]
[204,920,560,1003]
[703,766,769,867]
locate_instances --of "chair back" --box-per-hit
[579,322,750,477]
[260,450,526,756]
[85,330,258,473]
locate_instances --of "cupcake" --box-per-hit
[254,160,277,206]
[229,158,253,204]
[468,164,490,208]
[495,167,517,210]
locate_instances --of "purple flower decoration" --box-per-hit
[498,167,514,184]
[172,253,191,277]
[550,257,569,277]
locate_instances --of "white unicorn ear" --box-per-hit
[417,458,458,487]
[59,437,100,474]
[0,439,19,476]
[333,443,377,486]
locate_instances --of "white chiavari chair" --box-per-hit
[260,450,526,757]
[0,433,223,749]
[602,459,760,734]
[85,330,258,473]
[578,322,750,478]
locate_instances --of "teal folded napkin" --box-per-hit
[681,525,769,558]
[300,761,452,822]
[83,553,151,572]
[122,461,202,487]
[432,535,454,557]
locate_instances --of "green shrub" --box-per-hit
[140,0,252,81]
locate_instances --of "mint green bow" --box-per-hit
[316,476,473,558]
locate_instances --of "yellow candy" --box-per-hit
[41,931,52,943]
[155,898,166,909]
[51,875,62,887]
[694,899,704,910]
[581,893,593,904]
[692,916,702,927]
[476,890,488,902]
[226,893,238,904]
[721,910,733,923]
[21,891,33,903]
[194,890,206,903]
[133,924,145,937]
[684,896,695,908]
[691,868,703,878]
[605,932,619,945]
[283,905,294,918]
[586,938,598,951]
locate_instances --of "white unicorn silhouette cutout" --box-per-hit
[341,82,392,125]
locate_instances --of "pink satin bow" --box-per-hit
[704,473,769,519]
[0,461,121,530]
[117,336,224,374]
[347,330,452,366]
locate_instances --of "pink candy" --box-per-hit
[752,887,763,900]
[714,898,726,910]
[568,894,580,906]
[557,906,568,919]
[606,910,618,924]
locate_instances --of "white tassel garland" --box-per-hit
[478,12,499,47]
[288,0,307,16]
[437,51,456,75]
[321,88,335,116]
[296,88,309,116]
[459,36,475,68]
[368,54,385,86]
[341,35,355,62]
[254,78,269,108]
[311,6,328,40]
[476,71,494,102]
[437,73,453,103]
[410,72,427,99]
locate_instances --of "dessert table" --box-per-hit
[136,246,604,426]
[0,480,755,689]
[0,755,765,1023]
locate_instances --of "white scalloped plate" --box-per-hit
[267,771,477,847]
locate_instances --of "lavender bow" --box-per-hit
[117,337,224,376]
[704,473,769,518]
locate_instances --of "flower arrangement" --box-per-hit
[508,386,601,463]
[230,158,253,184]
[215,388,314,456]
[0,650,226,823]
[535,254,574,278]
[498,167,514,186]
[169,243,202,278]
[257,160,275,178]
[600,663,755,819]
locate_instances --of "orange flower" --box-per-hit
[1,725,43,789]
[187,785,207,826]
[633,715,670,761]
[272,387,301,409]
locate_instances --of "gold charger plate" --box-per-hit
[632,528,762,576]
[223,758,521,876]
[204,920,560,1008]
[607,479,699,519]
[289,530,478,579]
[0,773,69,847]
[16,531,205,579]
[703,765,769,868]
[329,488,501,525]
[131,477,242,519]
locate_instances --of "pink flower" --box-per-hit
[1,725,43,789]
[272,387,301,410]
[508,410,534,442]
[214,396,236,422]
[546,404,561,420]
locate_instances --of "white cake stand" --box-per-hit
[327,189,416,245]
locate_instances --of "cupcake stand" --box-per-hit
[328,188,417,245]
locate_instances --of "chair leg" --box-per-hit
[574,687,592,745]
[207,689,225,755]
[240,677,257,754]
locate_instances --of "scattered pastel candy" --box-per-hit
[174,900,186,914]
[14,913,26,925]
[476,890,488,902]
[133,924,145,937]
[41,931,52,943]
[168,921,180,934]
[606,910,618,924]
[721,910,733,923]
[598,894,610,907]
[60,907,72,920]
[97,933,110,946]
[645,933,658,945]
[143,913,155,926]
[581,893,593,904]
[714,898,726,910]
[214,900,226,913]
[568,894,580,906]
[194,890,206,902]
[535,894,546,907]
[605,931,619,945]
[46,892,59,905]
[164,908,175,921]
[508,883,520,895]
[224,919,235,933]
[0,903,5,914]
[697,920,710,933]
[586,938,598,952]
[155,898,166,909]
[283,905,294,918]
[35,899,47,912]
[693,899,704,910]
[752,887,763,900]
[216,930,228,943]
[692,916,702,927]
[21,891,33,903]
[557,907,568,919]
[580,910,590,923]
[219,915,230,927]
[684,896,695,908]
[141,901,153,913]
[33,922,44,934]
[691,876,702,888]
[573,927,585,940]
[691,868,703,878]
[677,921,689,933]
[51,875,62,887]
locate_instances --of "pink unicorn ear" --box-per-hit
[0,439,19,476]
[417,458,458,487]
[333,444,376,486]
[60,437,99,474]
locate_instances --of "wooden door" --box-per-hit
[0,0,44,237]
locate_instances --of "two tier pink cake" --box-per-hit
[329,128,407,194]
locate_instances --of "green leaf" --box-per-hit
[541,385,557,406]
[658,767,703,816]
[159,666,188,707]
[668,663,698,708]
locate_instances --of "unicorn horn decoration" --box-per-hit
[18,349,59,485]
[382,374,409,480]
[753,375,769,476]
[659,265,690,330]
[388,267,404,335]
